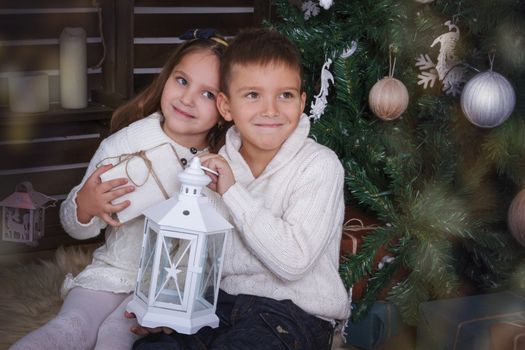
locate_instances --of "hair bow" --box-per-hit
[179,28,228,46]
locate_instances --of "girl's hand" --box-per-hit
[125,311,174,335]
[75,164,135,227]
[199,154,235,195]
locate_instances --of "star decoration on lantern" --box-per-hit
[164,266,182,281]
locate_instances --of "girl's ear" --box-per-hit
[216,92,233,122]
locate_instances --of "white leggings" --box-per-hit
[10,287,141,350]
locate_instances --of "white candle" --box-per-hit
[8,73,49,113]
[59,27,88,109]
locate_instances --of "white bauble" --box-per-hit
[460,71,516,128]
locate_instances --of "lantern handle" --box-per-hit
[15,181,33,193]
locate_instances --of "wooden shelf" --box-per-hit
[0,102,113,127]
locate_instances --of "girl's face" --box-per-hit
[160,49,221,149]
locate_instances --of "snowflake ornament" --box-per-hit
[416,20,467,96]
[302,1,320,20]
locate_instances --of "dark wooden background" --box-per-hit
[0,0,272,259]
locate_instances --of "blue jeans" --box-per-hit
[132,290,334,350]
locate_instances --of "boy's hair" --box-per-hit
[220,28,303,94]
[110,34,230,153]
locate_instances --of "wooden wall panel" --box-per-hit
[134,45,175,69]
[135,1,255,6]
[1,0,94,9]
[0,13,100,41]
[0,0,271,257]
[0,44,103,72]
[0,168,86,199]
[134,13,254,37]
[1,138,101,170]
[131,1,268,93]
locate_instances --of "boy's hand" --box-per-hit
[199,154,235,195]
[75,164,135,227]
[125,311,174,335]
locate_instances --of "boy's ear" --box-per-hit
[216,92,233,122]
[300,91,307,113]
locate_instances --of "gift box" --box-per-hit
[490,320,525,350]
[341,206,405,300]
[416,291,525,350]
[99,143,182,223]
[343,301,407,349]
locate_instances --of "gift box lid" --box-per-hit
[417,291,525,350]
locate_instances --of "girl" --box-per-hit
[10,29,230,350]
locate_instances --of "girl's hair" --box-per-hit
[110,33,230,153]
[220,28,303,95]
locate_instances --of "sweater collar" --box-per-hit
[134,112,206,161]
[222,113,310,182]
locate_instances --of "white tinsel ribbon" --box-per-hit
[309,58,334,121]
[341,41,358,58]
[309,41,358,121]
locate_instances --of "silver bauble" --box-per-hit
[414,0,434,3]
[460,70,516,128]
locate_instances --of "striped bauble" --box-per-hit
[460,70,516,128]
[368,77,409,121]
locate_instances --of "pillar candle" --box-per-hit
[59,27,88,109]
[8,73,49,113]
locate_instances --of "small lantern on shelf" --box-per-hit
[127,157,232,334]
[0,182,56,246]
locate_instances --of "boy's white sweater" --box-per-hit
[218,114,351,321]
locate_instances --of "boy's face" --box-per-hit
[217,62,306,158]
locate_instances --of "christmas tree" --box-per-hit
[267,0,525,325]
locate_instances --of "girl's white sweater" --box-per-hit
[59,113,224,295]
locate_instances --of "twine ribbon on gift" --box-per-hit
[497,321,525,350]
[342,218,380,255]
[96,142,184,200]
[451,292,525,350]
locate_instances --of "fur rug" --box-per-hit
[0,244,350,350]
[0,245,95,350]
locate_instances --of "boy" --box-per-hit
[133,28,350,350]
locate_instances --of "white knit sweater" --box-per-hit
[218,114,351,322]
[59,113,224,295]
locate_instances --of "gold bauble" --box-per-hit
[368,76,409,121]
[508,189,525,248]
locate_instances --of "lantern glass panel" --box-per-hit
[138,227,157,301]
[3,207,31,242]
[154,235,193,309]
[194,232,226,312]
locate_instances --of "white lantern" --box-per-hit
[0,182,56,246]
[127,157,232,334]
